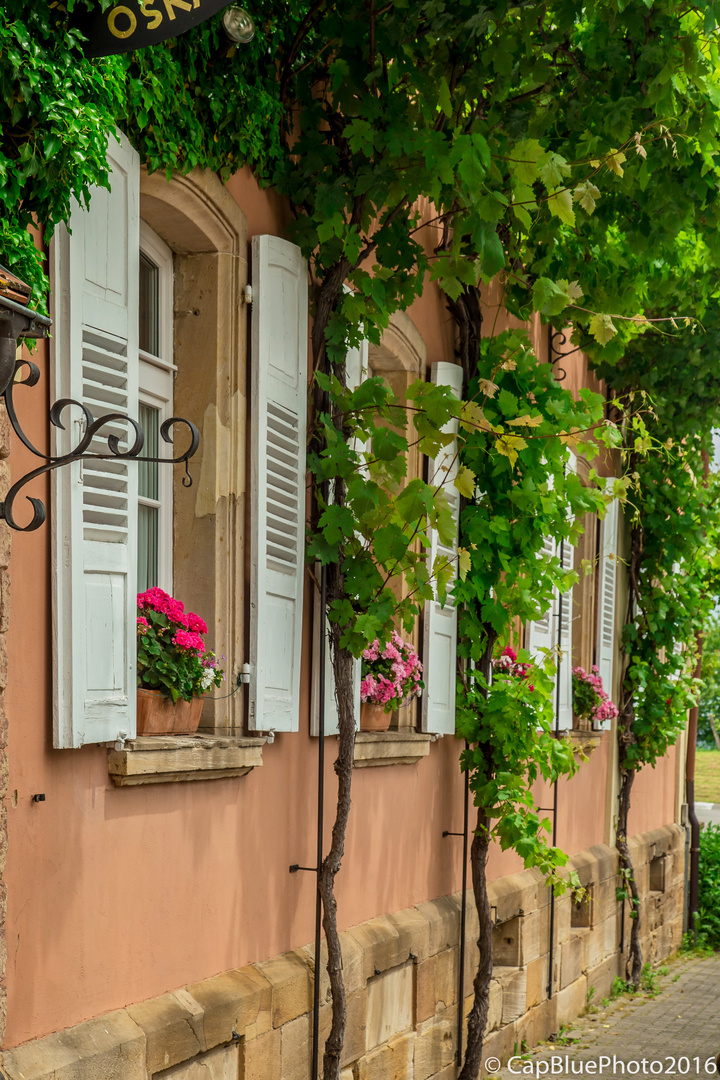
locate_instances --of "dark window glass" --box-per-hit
[138,404,160,590]
[139,253,159,356]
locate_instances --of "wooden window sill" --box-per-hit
[107,734,266,786]
[353,731,433,768]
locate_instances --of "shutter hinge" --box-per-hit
[239,663,252,684]
[243,285,253,305]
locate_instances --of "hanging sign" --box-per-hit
[78,0,229,58]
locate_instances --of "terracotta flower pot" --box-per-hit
[360,702,391,732]
[136,688,204,736]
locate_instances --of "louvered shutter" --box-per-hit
[249,236,308,732]
[310,340,366,736]
[556,535,574,730]
[595,497,619,729]
[51,132,140,748]
[526,535,558,665]
[526,520,574,730]
[421,362,463,735]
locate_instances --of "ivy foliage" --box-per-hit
[699,614,720,749]
[616,434,720,772]
[307,372,463,654]
[0,0,291,299]
[453,328,622,880]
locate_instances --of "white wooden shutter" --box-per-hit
[525,477,575,732]
[595,497,619,729]
[421,362,463,735]
[556,534,574,730]
[526,536,558,725]
[51,131,140,748]
[249,236,308,732]
[310,339,366,736]
[555,454,576,730]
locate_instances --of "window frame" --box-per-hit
[138,220,175,595]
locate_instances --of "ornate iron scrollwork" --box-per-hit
[0,359,200,532]
[548,328,582,383]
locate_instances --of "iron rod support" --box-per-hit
[456,747,470,1064]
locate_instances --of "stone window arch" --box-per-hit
[140,167,248,733]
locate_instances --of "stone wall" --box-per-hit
[0,825,686,1080]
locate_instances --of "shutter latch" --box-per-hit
[239,663,252,684]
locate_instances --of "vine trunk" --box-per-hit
[311,263,359,1080]
[615,507,643,989]
[457,808,493,1080]
[458,631,496,1080]
[319,623,356,1080]
[616,765,642,987]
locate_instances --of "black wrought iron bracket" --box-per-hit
[0,358,200,532]
[548,328,582,383]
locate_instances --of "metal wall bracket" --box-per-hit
[0,358,200,532]
[548,327,582,383]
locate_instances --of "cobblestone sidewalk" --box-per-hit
[494,953,720,1080]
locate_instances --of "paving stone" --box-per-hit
[496,954,720,1079]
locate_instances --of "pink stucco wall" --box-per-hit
[2,177,682,1048]
[629,748,678,837]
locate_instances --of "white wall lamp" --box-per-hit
[222,6,255,43]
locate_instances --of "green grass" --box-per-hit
[695,749,720,804]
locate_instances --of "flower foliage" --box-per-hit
[572,666,618,727]
[360,631,423,712]
[493,646,534,689]
[136,588,223,702]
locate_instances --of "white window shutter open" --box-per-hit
[249,236,308,732]
[595,496,619,730]
[526,535,558,726]
[310,338,366,736]
[421,361,463,735]
[51,131,140,748]
[526,453,577,732]
[556,534,574,730]
[311,584,362,736]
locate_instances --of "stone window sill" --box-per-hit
[561,729,604,757]
[107,734,266,786]
[353,731,432,768]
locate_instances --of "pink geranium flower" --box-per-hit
[572,666,617,726]
[361,634,423,710]
[136,590,224,700]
